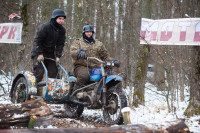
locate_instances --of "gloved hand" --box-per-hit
[56,57,60,66]
[37,54,44,62]
[77,49,87,59]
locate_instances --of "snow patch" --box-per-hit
[12,113,25,119]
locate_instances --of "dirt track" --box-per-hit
[49,104,109,128]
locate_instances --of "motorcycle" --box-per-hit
[10,57,128,124]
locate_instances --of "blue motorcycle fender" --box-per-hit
[105,75,123,84]
[23,71,37,94]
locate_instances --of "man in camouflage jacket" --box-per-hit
[70,25,112,86]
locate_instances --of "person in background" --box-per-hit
[31,9,66,83]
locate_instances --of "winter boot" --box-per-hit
[68,82,74,95]
[72,83,82,93]
[37,86,45,97]
[67,83,83,100]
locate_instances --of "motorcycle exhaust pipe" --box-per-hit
[76,92,93,105]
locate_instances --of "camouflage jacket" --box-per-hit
[70,38,112,68]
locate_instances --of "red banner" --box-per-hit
[140,18,200,45]
[0,23,23,44]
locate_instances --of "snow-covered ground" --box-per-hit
[124,82,200,133]
[0,75,200,132]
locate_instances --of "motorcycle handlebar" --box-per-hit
[87,57,120,68]
[87,57,104,63]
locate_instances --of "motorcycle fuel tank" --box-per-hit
[89,68,102,81]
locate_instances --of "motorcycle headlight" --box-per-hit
[104,61,117,67]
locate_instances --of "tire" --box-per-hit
[12,77,29,103]
[103,86,128,125]
[64,102,84,118]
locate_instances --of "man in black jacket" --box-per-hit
[31,9,66,82]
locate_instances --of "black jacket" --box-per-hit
[31,19,66,58]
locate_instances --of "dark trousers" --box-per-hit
[33,56,58,82]
[74,66,90,85]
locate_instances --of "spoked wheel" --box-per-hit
[12,77,29,103]
[103,87,127,125]
[64,102,84,118]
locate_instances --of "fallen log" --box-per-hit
[0,122,189,133]
[166,120,190,133]
[0,98,190,132]
[0,98,52,129]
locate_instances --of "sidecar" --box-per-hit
[10,63,76,104]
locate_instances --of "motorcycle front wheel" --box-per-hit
[103,86,128,125]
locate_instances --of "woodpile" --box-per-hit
[0,98,189,132]
[0,98,52,129]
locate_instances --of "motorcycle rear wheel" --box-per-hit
[103,86,127,125]
[12,77,29,103]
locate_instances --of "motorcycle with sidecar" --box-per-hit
[10,57,128,124]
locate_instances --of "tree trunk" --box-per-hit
[0,98,52,129]
[133,0,152,106]
[154,63,166,91]
[184,0,200,116]
[185,46,200,116]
